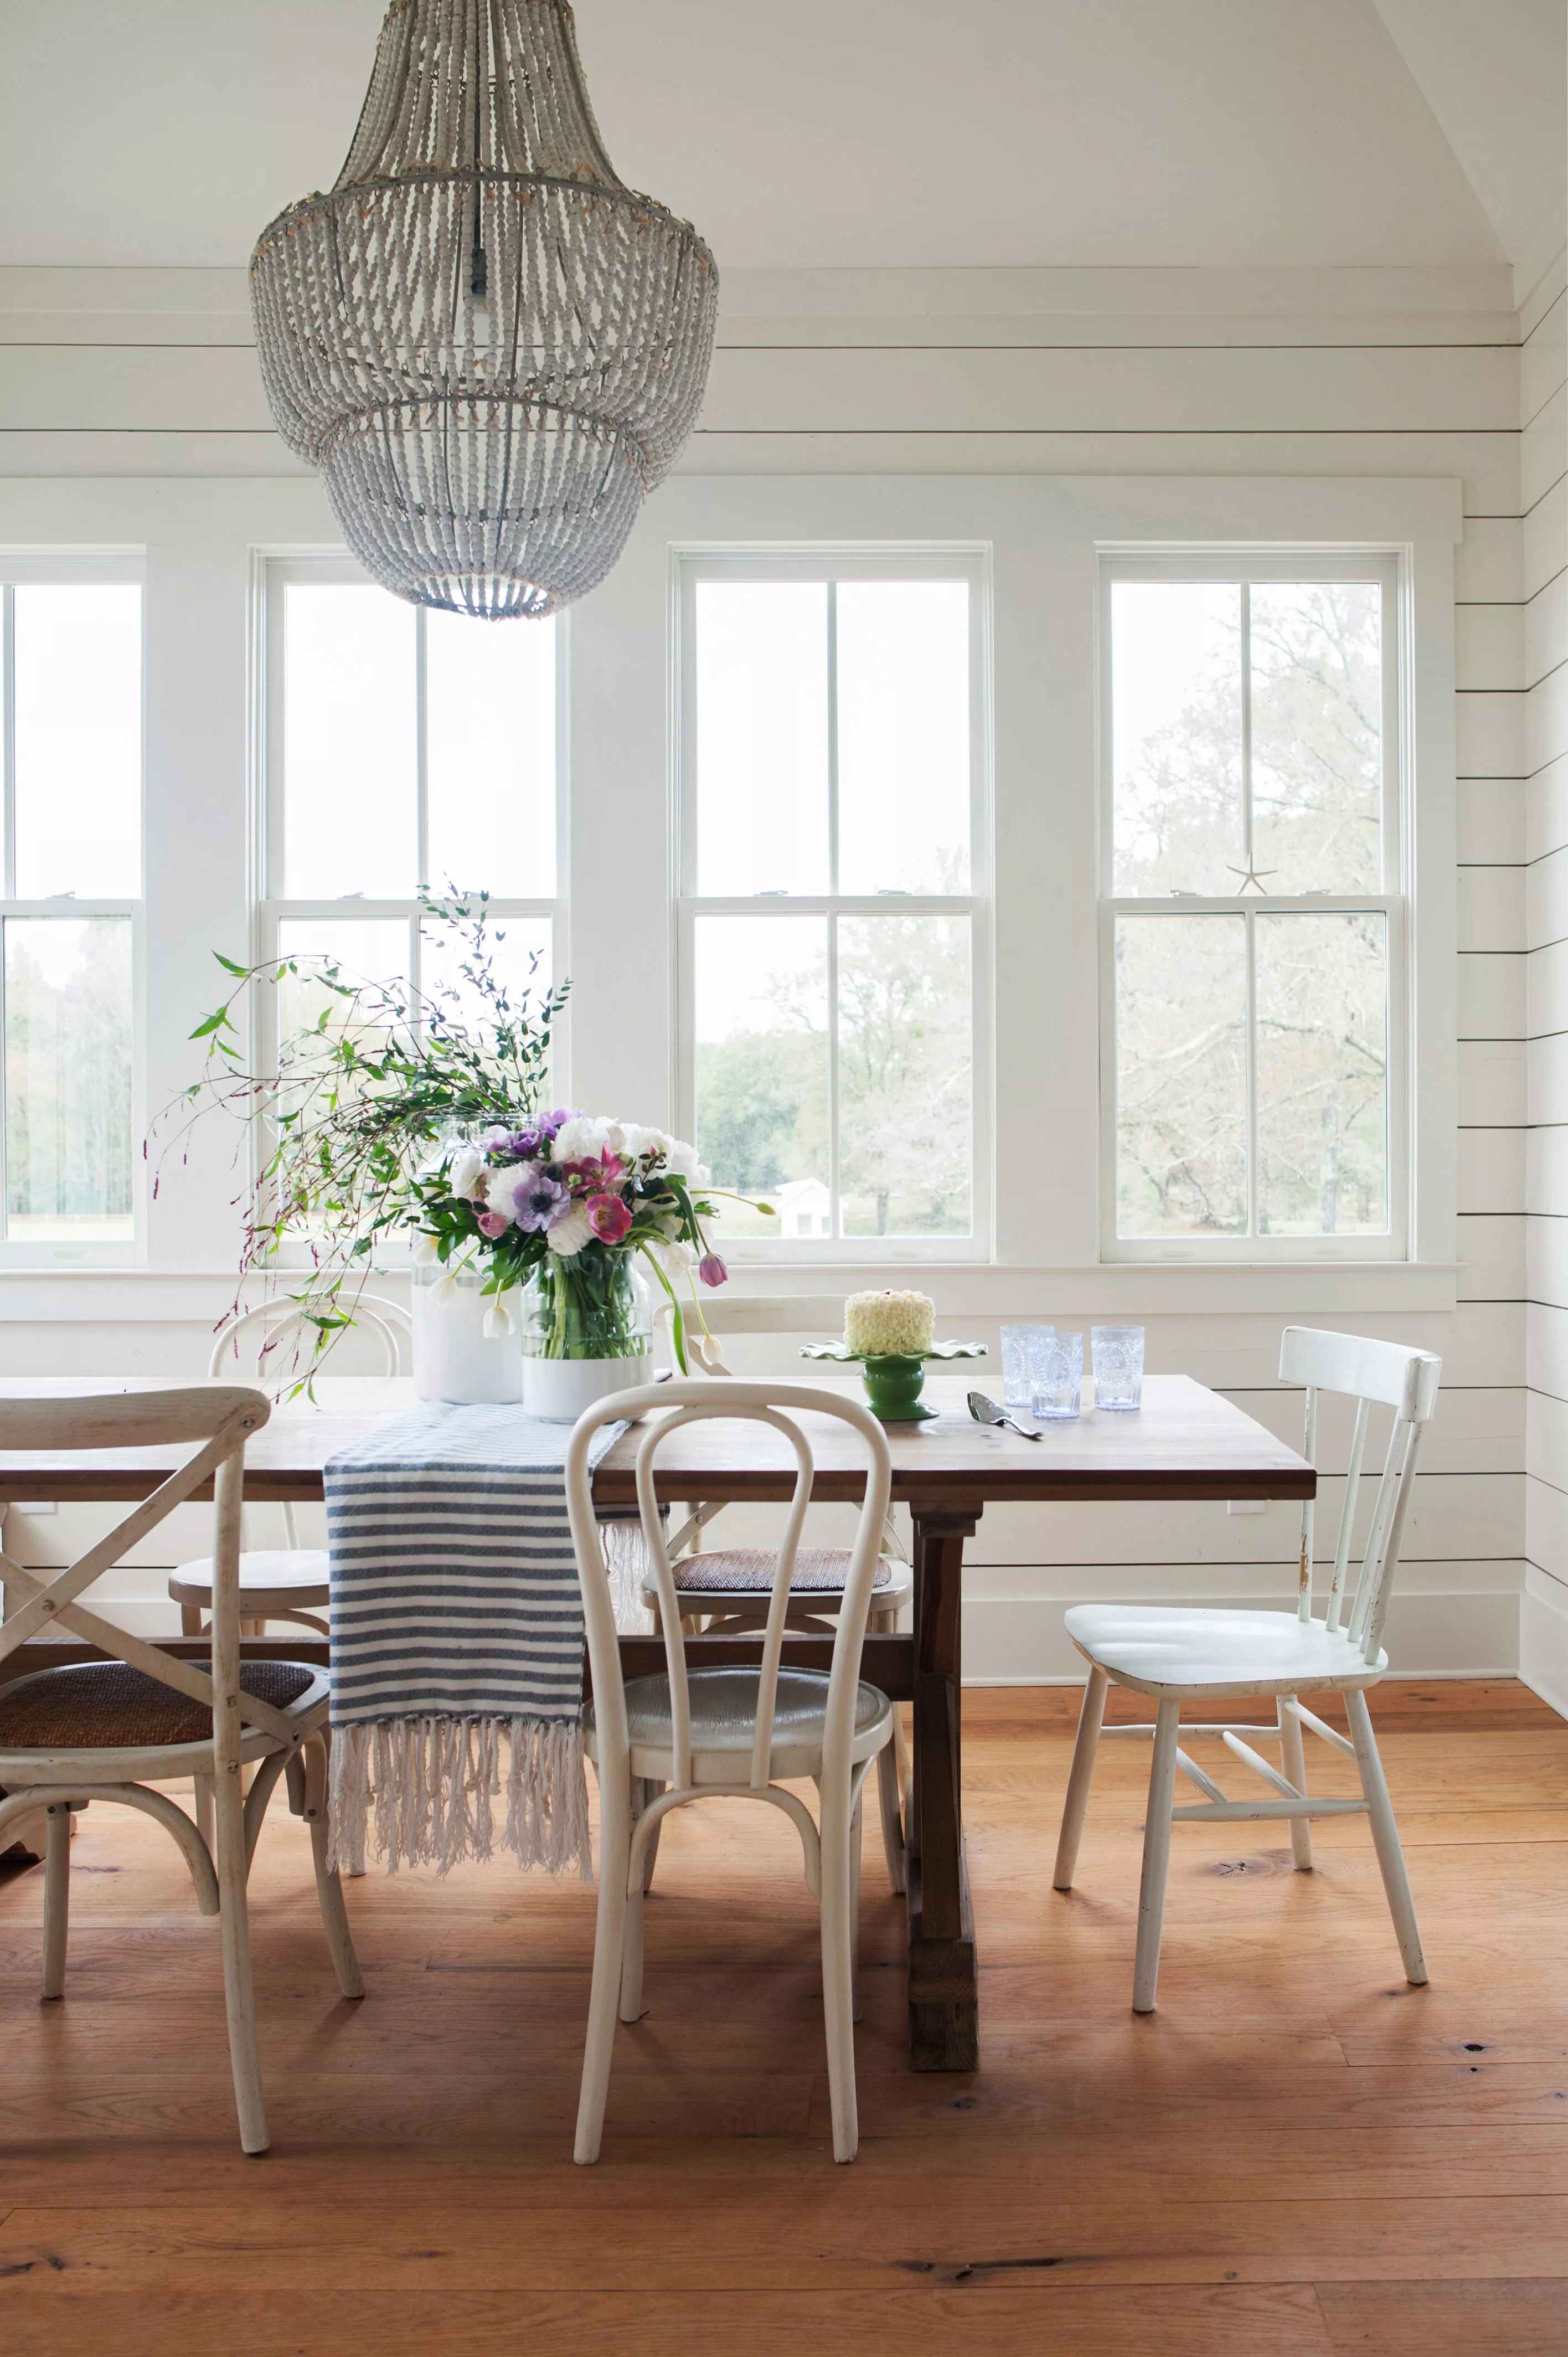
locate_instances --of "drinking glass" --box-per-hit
[1031,1327,1083,1420]
[1000,1322,1046,1411]
[1092,1324,1145,1411]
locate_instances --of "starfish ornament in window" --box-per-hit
[1227,860,1277,894]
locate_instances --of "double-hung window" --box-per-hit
[1101,552,1404,1259]
[677,552,988,1258]
[0,565,141,1255]
[262,560,562,1047]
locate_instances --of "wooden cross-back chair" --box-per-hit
[647,1294,912,1894]
[567,1379,896,2166]
[1052,1326,1442,2013]
[0,1387,364,2154]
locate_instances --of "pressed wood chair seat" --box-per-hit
[586,1665,893,1784]
[1053,1325,1442,2018]
[0,1659,321,1753]
[665,1547,899,1597]
[1062,1604,1388,1700]
[169,1550,332,1619]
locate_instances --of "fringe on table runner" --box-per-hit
[328,1716,592,1881]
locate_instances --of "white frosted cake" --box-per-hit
[843,1289,936,1357]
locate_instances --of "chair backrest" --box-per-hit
[1278,1326,1441,1660]
[565,1380,893,1794]
[209,1294,410,1381]
[0,1387,293,1749]
[654,1296,849,1376]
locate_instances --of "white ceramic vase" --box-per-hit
[412,1265,523,1404]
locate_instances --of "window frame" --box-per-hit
[673,544,993,1265]
[0,554,146,1267]
[1097,547,1409,1263]
[258,554,570,1090]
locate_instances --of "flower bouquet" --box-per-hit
[413,1111,734,1416]
[801,1289,986,1423]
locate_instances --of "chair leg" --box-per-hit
[193,1774,215,1854]
[1344,1688,1427,1987]
[875,1739,905,1896]
[301,1737,365,2000]
[639,1778,665,1894]
[1278,1696,1313,1870]
[818,1793,859,2164]
[575,1767,633,2165]
[212,1761,269,2155]
[849,1793,864,2025]
[620,1857,647,2025]
[179,1603,203,1637]
[1132,1698,1181,2015]
[1053,1665,1108,1891]
[40,1802,73,2001]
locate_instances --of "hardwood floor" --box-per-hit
[2,1680,1565,2354]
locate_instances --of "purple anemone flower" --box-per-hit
[510,1165,570,1232]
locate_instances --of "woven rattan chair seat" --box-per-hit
[658,1547,896,1596]
[0,1659,317,1751]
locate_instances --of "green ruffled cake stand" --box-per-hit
[800,1337,987,1422]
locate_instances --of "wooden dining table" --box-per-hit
[0,1369,1314,2071]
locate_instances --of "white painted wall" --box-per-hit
[1520,241,1568,1712]
[0,258,1538,1682]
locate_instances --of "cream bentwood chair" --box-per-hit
[566,1378,896,2166]
[170,1295,411,1644]
[646,1294,913,1891]
[1053,1326,1441,2013]
[0,1387,364,2154]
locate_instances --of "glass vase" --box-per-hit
[519,1249,653,1422]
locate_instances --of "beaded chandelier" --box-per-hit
[250,0,718,618]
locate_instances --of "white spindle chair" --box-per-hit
[1052,1326,1441,2013]
[566,1378,896,2166]
[646,1294,913,1892]
[0,1387,364,2153]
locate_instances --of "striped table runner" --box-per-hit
[324,1403,623,1879]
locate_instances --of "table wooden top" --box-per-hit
[0,1372,1313,1506]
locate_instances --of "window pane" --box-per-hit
[838,913,971,1237]
[695,583,828,895]
[1115,914,1246,1238]
[694,915,828,1239]
[283,586,416,898]
[13,585,141,898]
[275,918,411,1047]
[1251,583,1382,894]
[4,918,132,1240]
[1112,582,1242,896]
[1256,911,1388,1235]
[426,609,555,897]
[837,581,969,893]
[420,915,552,1043]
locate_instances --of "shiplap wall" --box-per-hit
[0,259,1541,1680]
[1521,245,1568,1713]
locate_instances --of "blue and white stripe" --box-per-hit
[324,1403,622,1877]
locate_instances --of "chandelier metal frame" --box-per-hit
[250,0,718,617]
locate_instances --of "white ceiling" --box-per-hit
[0,0,1559,275]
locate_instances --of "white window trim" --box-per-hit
[672,543,994,1265]
[0,552,146,1269]
[1097,548,1409,1263]
[256,554,570,1112]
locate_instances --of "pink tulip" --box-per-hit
[586,1192,633,1244]
[476,1211,509,1240]
[698,1252,728,1288]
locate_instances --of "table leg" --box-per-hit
[906,1505,979,2070]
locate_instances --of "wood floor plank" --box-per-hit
[0,1679,1562,2357]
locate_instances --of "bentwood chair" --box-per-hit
[646,1295,913,1891]
[1053,1327,1441,2012]
[566,1379,896,2166]
[0,1387,364,2153]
